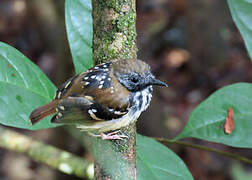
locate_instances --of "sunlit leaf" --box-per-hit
[137,135,193,180]
[65,0,93,74]
[228,0,252,59]
[0,42,58,130]
[175,83,252,148]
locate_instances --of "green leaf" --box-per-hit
[137,135,193,180]
[65,0,93,74]
[175,83,252,148]
[228,0,252,59]
[0,42,58,130]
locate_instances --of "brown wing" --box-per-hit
[52,62,130,123]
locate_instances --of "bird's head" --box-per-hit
[112,59,167,92]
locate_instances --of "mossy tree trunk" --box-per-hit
[92,0,137,179]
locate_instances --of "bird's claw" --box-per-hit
[88,130,128,140]
[101,130,128,140]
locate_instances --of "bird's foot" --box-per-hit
[101,130,128,140]
[88,130,128,140]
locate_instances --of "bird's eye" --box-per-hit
[131,77,139,83]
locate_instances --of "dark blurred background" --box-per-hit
[1,0,252,179]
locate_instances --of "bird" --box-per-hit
[29,59,167,139]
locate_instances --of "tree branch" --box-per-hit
[0,126,93,179]
[91,0,137,179]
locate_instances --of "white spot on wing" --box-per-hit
[96,76,102,80]
[58,112,62,117]
[64,81,72,88]
[59,106,65,111]
[114,111,119,114]
[114,111,127,115]
[88,109,103,120]
[57,91,62,99]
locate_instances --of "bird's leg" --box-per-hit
[88,130,128,140]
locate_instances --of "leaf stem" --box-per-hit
[153,137,252,165]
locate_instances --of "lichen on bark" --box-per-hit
[91,0,137,179]
[93,125,136,180]
[92,0,137,64]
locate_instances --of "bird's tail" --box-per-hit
[29,100,59,125]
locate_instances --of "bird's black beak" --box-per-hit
[149,77,168,87]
